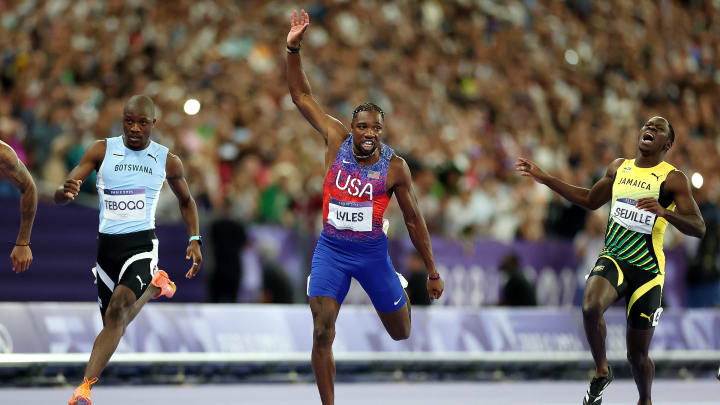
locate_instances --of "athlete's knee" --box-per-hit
[313,323,335,348]
[313,312,336,348]
[105,294,134,328]
[104,302,130,329]
[389,324,410,341]
[627,349,651,366]
[581,301,604,320]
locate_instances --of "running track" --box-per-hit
[2,379,717,404]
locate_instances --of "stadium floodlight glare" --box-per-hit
[564,49,579,65]
[691,172,703,189]
[183,99,201,116]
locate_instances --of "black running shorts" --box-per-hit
[93,230,158,318]
[589,255,664,329]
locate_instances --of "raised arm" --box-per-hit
[165,153,203,279]
[636,170,705,238]
[388,156,443,299]
[286,9,347,145]
[516,157,621,210]
[54,140,106,205]
[0,142,37,272]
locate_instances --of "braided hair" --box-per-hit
[352,103,385,122]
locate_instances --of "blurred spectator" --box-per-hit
[573,209,609,304]
[260,259,294,304]
[685,186,720,307]
[206,201,248,303]
[257,163,295,224]
[498,253,537,306]
[405,251,431,306]
[1,0,719,305]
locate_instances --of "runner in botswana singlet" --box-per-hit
[56,95,203,405]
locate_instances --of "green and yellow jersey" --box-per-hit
[600,159,676,275]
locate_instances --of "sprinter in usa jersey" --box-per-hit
[516,116,705,405]
[55,95,203,405]
[286,10,444,405]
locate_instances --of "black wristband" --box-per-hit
[13,242,30,246]
[286,44,301,53]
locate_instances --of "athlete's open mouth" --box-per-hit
[361,140,375,152]
[641,132,654,144]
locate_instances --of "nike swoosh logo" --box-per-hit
[342,160,352,164]
[394,297,402,306]
[113,153,124,157]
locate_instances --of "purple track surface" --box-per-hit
[1,379,717,404]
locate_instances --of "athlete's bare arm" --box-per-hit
[516,157,623,210]
[166,153,203,279]
[0,141,37,272]
[54,140,106,205]
[636,170,705,238]
[286,9,347,165]
[388,155,444,299]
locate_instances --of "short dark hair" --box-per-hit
[352,103,384,122]
[125,94,155,119]
[667,120,675,144]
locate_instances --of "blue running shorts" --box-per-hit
[308,232,407,312]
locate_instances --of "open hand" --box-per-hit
[287,9,310,48]
[185,241,203,279]
[515,158,549,184]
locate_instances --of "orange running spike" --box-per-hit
[68,377,98,405]
[151,269,176,299]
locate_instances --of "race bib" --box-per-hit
[611,198,656,234]
[328,199,372,232]
[102,189,146,221]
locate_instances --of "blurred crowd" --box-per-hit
[1,0,720,248]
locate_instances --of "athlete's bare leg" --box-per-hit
[85,285,150,380]
[627,326,655,405]
[310,296,341,405]
[581,275,619,378]
[376,290,411,340]
[125,284,159,325]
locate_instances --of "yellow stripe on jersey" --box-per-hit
[604,159,676,274]
[599,255,624,287]
[627,273,665,316]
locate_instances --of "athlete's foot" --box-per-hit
[593,364,610,378]
[151,269,176,299]
[68,377,98,405]
[583,366,613,405]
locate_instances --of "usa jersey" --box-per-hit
[321,135,393,242]
[96,136,168,234]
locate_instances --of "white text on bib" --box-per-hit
[611,198,656,234]
[102,189,147,221]
[328,199,372,232]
